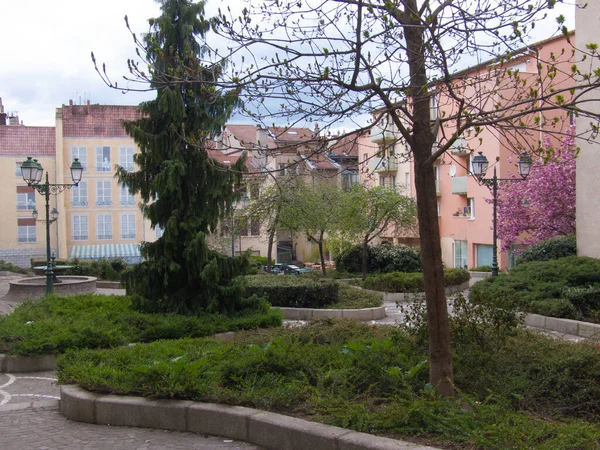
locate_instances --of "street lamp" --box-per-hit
[21,156,83,295]
[471,151,532,277]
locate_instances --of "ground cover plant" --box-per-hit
[331,284,383,310]
[57,318,600,449]
[0,294,281,356]
[469,256,600,321]
[0,260,27,274]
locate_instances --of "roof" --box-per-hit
[0,126,55,156]
[59,103,142,138]
[269,126,316,143]
[328,131,362,158]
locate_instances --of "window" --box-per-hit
[96,181,112,206]
[16,187,35,210]
[119,147,134,172]
[251,219,260,236]
[71,146,87,171]
[363,153,368,163]
[379,176,386,187]
[15,162,22,177]
[390,175,397,188]
[341,170,358,191]
[119,186,136,206]
[73,215,88,241]
[121,214,136,239]
[437,201,441,217]
[97,215,112,240]
[405,172,411,195]
[71,181,88,207]
[155,226,164,238]
[96,146,111,172]
[17,218,36,243]
[468,198,475,219]
[476,244,493,268]
[454,240,468,269]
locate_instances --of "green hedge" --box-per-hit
[245,275,339,308]
[362,268,470,293]
[469,256,600,320]
[516,235,577,264]
[335,242,422,274]
[31,257,128,281]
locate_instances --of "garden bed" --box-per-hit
[57,318,600,449]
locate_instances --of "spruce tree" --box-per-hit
[117,0,249,315]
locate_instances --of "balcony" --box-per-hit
[372,157,398,173]
[119,199,137,206]
[451,176,468,195]
[450,137,467,156]
[73,234,88,241]
[96,200,113,207]
[370,124,396,144]
[71,201,88,207]
[121,233,136,239]
[97,234,113,240]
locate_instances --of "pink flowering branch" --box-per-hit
[496,127,576,251]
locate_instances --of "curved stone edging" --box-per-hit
[525,314,600,339]
[6,276,97,302]
[381,281,470,303]
[279,305,386,321]
[60,385,438,450]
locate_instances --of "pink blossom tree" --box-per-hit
[497,128,576,251]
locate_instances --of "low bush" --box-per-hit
[335,243,422,274]
[64,258,128,281]
[362,268,469,293]
[470,265,491,272]
[332,284,383,309]
[245,275,339,308]
[530,298,578,319]
[0,260,27,274]
[469,257,600,320]
[0,294,282,356]
[57,318,600,449]
[562,286,600,318]
[516,234,577,264]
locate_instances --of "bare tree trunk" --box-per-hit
[361,236,369,280]
[266,206,280,271]
[318,231,327,275]
[403,0,454,396]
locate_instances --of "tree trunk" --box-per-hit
[266,206,280,271]
[318,231,327,275]
[361,236,369,280]
[403,0,455,396]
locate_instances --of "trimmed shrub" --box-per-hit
[516,234,577,264]
[335,242,422,274]
[469,256,600,320]
[530,299,578,319]
[0,260,27,274]
[470,265,491,272]
[63,258,128,281]
[244,275,339,308]
[362,268,469,293]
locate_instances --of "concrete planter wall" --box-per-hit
[279,306,386,321]
[525,314,600,340]
[382,281,470,303]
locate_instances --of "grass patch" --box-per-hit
[329,284,383,309]
[57,318,600,449]
[0,294,282,356]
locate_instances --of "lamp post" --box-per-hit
[21,156,83,295]
[471,151,531,277]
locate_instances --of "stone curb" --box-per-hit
[96,280,122,289]
[525,314,600,339]
[0,354,56,372]
[279,305,386,321]
[60,385,437,450]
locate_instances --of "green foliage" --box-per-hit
[245,275,339,308]
[562,286,600,320]
[469,256,600,320]
[335,243,422,274]
[530,298,578,319]
[248,256,273,268]
[470,265,492,272]
[117,0,248,315]
[0,260,27,274]
[0,294,281,356]
[516,234,577,264]
[332,283,382,309]
[57,319,600,448]
[31,258,68,270]
[362,269,469,293]
[63,258,128,281]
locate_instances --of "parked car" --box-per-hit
[263,263,304,275]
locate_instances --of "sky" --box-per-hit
[0,0,576,128]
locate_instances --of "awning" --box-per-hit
[68,244,142,263]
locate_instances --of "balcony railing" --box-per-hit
[17,236,36,243]
[17,203,35,210]
[73,234,89,241]
[451,176,468,195]
[71,201,88,207]
[450,137,468,155]
[370,124,396,144]
[121,233,136,239]
[372,157,398,172]
[97,234,113,240]
[119,199,136,206]
[96,200,113,207]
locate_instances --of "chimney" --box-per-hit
[313,123,320,134]
[0,98,6,126]
[256,125,267,148]
[8,113,20,126]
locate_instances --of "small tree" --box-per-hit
[497,128,576,250]
[281,179,342,274]
[339,185,417,280]
[116,0,249,315]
